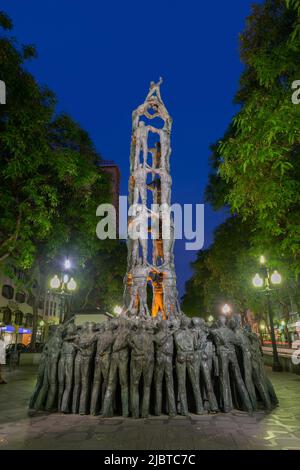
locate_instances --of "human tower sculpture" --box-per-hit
[124,77,180,320]
[29,81,278,418]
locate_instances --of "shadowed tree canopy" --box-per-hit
[0,13,112,267]
[183,217,260,318]
[185,0,300,323]
[206,0,300,272]
[0,11,126,347]
[182,216,300,325]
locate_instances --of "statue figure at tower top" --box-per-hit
[132,78,172,134]
[145,77,164,104]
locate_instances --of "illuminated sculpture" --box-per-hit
[125,78,180,320]
[29,81,279,419]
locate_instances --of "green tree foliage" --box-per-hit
[215,0,300,271]
[0,12,126,347]
[183,215,300,326]
[182,250,211,317]
[74,242,127,314]
[0,17,111,267]
[0,22,54,265]
[184,1,300,323]
[183,217,261,318]
[205,128,234,211]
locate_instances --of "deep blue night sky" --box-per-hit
[2,0,258,295]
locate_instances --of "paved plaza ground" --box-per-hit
[0,365,299,450]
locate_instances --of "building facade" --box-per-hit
[98,159,120,232]
[0,267,60,346]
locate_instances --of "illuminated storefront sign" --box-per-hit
[18,328,32,334]
[0,326,32,334]
[0,325,14,333]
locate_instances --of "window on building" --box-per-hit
[25,313,33,327]
[15,291,26,303]
[2,284,14,300]
[18,270,25,281]
[1,307,12,325]
[14,310,24,325]
[27,293,35,307]
[11,266,25,282]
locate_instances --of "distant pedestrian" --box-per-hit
[0,334,7,384]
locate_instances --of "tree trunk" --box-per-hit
[28,260,43,352]
[80,284,94,311]
[29,299,39,352]
[263,313,271,340]
[0,211,22,263]
[282,302,292,348]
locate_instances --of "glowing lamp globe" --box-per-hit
[64,259,71,270]
[253,273,263,288]
[222,304,231,315]
[67,278,77,291]
[50,275,60,289]
[271,270,282,285]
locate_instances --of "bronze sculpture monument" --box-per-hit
[29,80,278,418]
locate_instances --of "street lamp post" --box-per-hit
[50,259,77,324]
[252,256,283,372]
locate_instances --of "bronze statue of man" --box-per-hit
[133,164,147,205]
[229,315,257,410]
[90,321,115,415]
[174,316,204,415]
[153,320,177,416]
[210,314,253,413]
[129,260,150,317]
[72,322,97,415]
[29,341,49,410]
[191,317,219,413]
[129,320,155,418]
[44,325,65,411]
[244,324,278,409]
[102,317,130,417]
[58,323,79,413]
[133,121,159,169]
